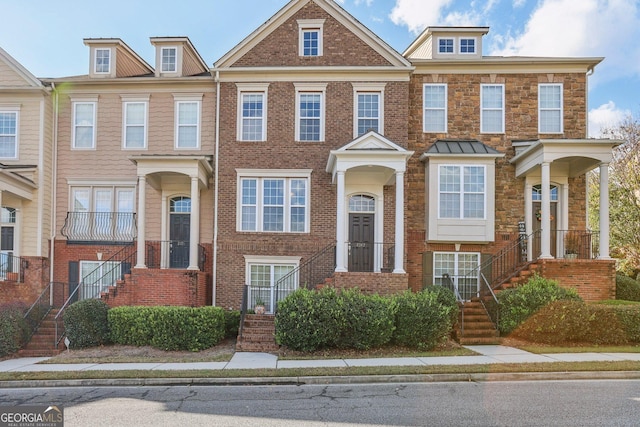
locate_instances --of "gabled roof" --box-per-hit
[83,38,154,75]
[150,36,209,73]
[404,26,489,58]
[419,139,504,161]
[0,46,44,89]
[215,0,411,68]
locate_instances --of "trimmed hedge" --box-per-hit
[63,299,111,349]
[108,306,225,351]
[336,288,394,350]
[512,301,640,345]
[616,274,640,301]
[223,309,241,339]
[0,303,29,357]
[497,274,581,335]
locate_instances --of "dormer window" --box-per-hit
[161,47,177,72]
[438,38,454,54]
[460,38,476,54]
[95,49,111,74]
[298,19,325,57]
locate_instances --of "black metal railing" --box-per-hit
[61,212,137,242]
[0,253,28,282]
[22,282,66,343]
[145,241,206,270]
[554,229,600,259]
[346,242,395,272]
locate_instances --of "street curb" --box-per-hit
[2,370,640,388]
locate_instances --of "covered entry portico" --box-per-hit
[326,132,413,274]
[511,139,622,260]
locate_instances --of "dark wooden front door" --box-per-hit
[533,201,558,257]
[349,213,374,272]
[170,213,190,268]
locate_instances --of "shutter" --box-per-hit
[480,253,493,288]
[68,261,79,304]
[422,251,433,290]
[121,262,131,280]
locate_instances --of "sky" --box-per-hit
[1,0,638,137]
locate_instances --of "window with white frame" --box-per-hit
[0,110,18,158]
[434,252,480,300]
[161,47,177,72]
[72,101,96,149]
[79,260,121,300]
[439,165,485,219]
[68,185,135,241]
[245,256,299,312]
[0,207,16,274]
[423,84,447,133]
[355,93,381,136]
[295,84,326,142]
[239,94,266,141]
[123,100,147,149]
[438,38,454,53]
[238,171,310,233]
[298,19,324,57]
[459,38,476,54]
[481,84,504,133]
[174,97,201,149]
[539,84,563,133]
[95,48,110,74]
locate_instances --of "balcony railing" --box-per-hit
[0,252,27,282]
[553,230,600,259]
[61,212,137,242]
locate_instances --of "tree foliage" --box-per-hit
[589,113,640,276]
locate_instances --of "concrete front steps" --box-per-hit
[236,314,279,352]
[19,309,63,357]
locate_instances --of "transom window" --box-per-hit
[434,252,480,301]
[349,195,375,213]
[532,185,559,201]
[170,196,191,213]
[481,84,504,133]
[0,111,18,158]
[239,176,308,233]
[1,207,16,224]
[123,101,147,149]
[539,84,563,133]
[423,84,447,133]
[72,101,96,149]
[175,100,200,149]
[439,165,485,219]
[95,48,110,73]
[460,38,476,54]
[438,38,454,53]
[161,47,177,72]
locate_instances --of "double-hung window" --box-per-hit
[355,93,380,136]
[95,48,110,74]
[480,84,504,133]
[174,95,201,149]
[434,252,480,300]
[161,47,177,72]
[68,185,135,241]
[72,100,96,149]
[238,171,310,233]
[298,19,324,57]
[539,84,563,133]
[439,165,485,219]
[0,109,18,158]
[237,84,268,141]
[122,98,148,149]
[295,84,326,142]
[423,84,447,133]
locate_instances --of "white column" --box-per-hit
[524,182,533,261]
[598,162,611,259]
[393,171,405,274]
[335,171,347,272]
[135,175,147,268]
[540,162,553,259]
[188,176,200,270]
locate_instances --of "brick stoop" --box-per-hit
[236,314,279,352]
[18,309,63,357]
[457,300,500,345]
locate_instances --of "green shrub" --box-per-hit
[63,299,110,349]
[393,290,454,350]
[223,310,241,339]
[0,303,29,357]
[336,288,394,350]
[109,306,225,351]
[274,287,343,352]
[616,274,640,301]
[423,285,459,327]
[498,274,581,335]
[613,306,640,342]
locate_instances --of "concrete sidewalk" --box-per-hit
[2,345,640,373]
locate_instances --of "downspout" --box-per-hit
[49,82,59,305]
[212,69,220,306]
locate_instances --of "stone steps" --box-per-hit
[236,314,279,352]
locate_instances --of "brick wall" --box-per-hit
[538,259,616,302]
[0,257,50,305]
[332,272,408,296]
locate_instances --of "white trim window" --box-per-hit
[245,255,300,313]
[95,48,110,74]
[161,47,177,72]
[237,84,268,141]
[295,84,326,142]
[434,252,480,300]
[459,38,476,54]
[122,100,148,149]
[438,38,454,54]
[69,185,135,241]
[355,92,381,136]
[0,109,18,158]
[480,84,504,133]
[439,165,485,219]
[539,84,563,133]
[72,101,97,149]
[174,96,201,149]
[237,170,310,233]
[298,19,324,57]
[423,84,447,133]
[80,260,121,300]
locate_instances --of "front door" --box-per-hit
[348,213,374,272]
[170,213,190,268]
[533,201,558,257]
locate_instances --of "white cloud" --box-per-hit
[588,101,630,138]
[389,0,455,34]
[513,0,526,7]
[355,0,374,5]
